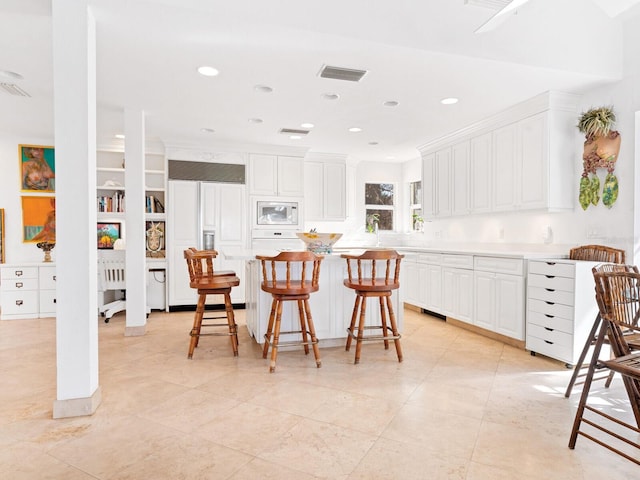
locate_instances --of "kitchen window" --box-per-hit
[409,180,423,231]
[365,182,395,231]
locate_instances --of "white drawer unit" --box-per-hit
[0,264,57,320]
[526,259,599,365]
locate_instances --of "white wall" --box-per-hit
[0,133,55,264]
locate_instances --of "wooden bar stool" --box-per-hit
[256,251,323,373]
[184,248,240,359]
[341,249,404,364]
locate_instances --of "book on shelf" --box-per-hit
[145,195,165,213]
[97,192,125,213]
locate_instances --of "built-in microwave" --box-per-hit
[256,200,299,226]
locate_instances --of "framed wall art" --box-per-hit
[97,222,121,249]
[19,144,55,192]
[21,196,56,243]
[0,208,5,263]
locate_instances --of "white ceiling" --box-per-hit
[1,0,639,161]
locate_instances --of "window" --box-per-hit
[365,183,394,231]
[409,180,423,231]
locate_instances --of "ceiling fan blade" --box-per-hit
[474,0,532,33]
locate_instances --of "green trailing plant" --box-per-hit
[577,106,616,141]
[366,213,380,233]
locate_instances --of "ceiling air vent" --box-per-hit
[318,65,368,82]
[1,83,31,97]
[279,128,310,136]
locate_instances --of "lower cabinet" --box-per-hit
[526,259,599,364]
[0,264,57,320]
[441,255,473,324]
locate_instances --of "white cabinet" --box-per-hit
[304,160,346,221]
[201,182,246,246]
[526,259,599,365]
[451,141,470,216]
[441,254,473,324]
[402,253,442,314]
[473,256,525,340]
[0,264,56,320]
[422,153,436,218]
[470,132,492,213]
[435,149,451,217]
[492,122,518,212]
[249,154,304,197]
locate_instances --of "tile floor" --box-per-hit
[1,308,639,479]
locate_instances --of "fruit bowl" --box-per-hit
[296,232,343,254]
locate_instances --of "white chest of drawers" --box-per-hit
[0,263,57,320]
[526,259,599,365]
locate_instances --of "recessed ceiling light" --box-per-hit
[248,118,263,124]
[200,128,215,133]
[290,135,302,140]
[348,127,362,133]
[441,97,459,105]
[197,66,219,77]
[383,100,399,107]
[0,70,23,80]
[254,84,273,93]
[114,134,125,139]
[301,122,314,128]
[368,141,379,145]
[321,93,340,100]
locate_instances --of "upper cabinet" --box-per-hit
[248,154,304,197]
[304,155,347,221]
[419,91,578,218]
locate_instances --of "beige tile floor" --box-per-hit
[1,307,639,479]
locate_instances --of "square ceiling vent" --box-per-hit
[318,65,368,82]
[279,128,310,135]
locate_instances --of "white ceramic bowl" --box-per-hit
[296,232,343,254]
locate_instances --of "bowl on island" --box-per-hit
[296,232,343,254]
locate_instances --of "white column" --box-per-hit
[52,0,101,418]
[124,109,148,335]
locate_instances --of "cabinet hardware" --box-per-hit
[545,275,555,279]
[544,340,554,344]
[545,301,554,305]
[53,299,57,303]
[16,300,23,306]
[53,276,56,281]
[15,282,23,288]
[546,262,556,266]
[15,270,23,276]
[545,314,554,318]
[545,327,554,331]
[545,288,555,292]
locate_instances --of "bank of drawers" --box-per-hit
[526,259,598,365]
[0,264,56,320]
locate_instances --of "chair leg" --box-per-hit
[224,292,238,357]
[188,293,206,359]
[269,300,284,373]
[298,299,310,355]
[386,295,403,362]
[346,295,361,352]
[379,296,390,350]
[304,299,321,368]
[354,294,367,364]
[263,298,277,359]
[565,314,602,397]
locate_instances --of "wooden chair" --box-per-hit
[564,245,627,397]
[341,249,404,364]
[184,248,240,359]
[569,269,640,465]
[256,251,323,373]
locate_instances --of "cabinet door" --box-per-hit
[519,112,548,210]
[304,161,324,220]
[435,149,451,217]
[277,156,304,197]
[422,153,436,217]
[249,154,278,195]
[474,271,495,331]
[451,141,469,216]
[495,273,524,340]
[470,132,492,213]
[425,264,442,313]
[218,183,246,246]
[403,259,419,306]
[201,182,218,231]
[492,123,518,212]
[323,162,346,219]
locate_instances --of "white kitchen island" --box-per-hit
[225,250,404,347]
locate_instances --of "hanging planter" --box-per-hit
[577,106,620,210]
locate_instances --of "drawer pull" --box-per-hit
[16,300,23,306]
[53,275,57,281]
[545,288,555,292]
[545,314,554,318]
[545,275,555,279]
[545,262,556,266]
[15,270,23,277]
[544,327,554,332]
[544,340,554,344]
[53,299,56,304]
[15,282,24,289]
[545,301,555,305]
